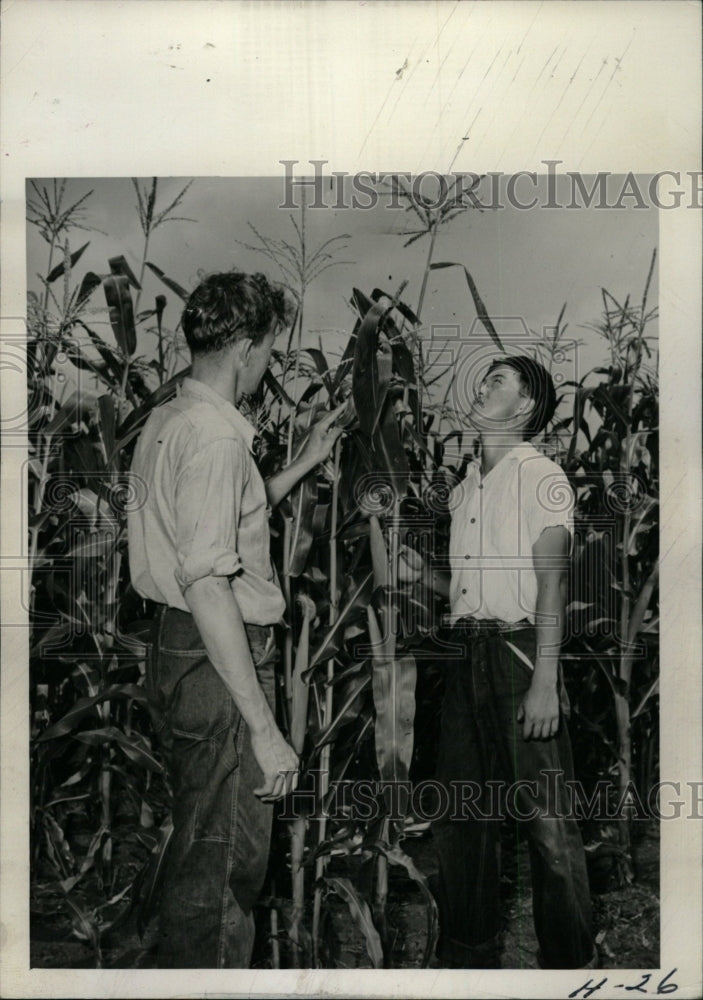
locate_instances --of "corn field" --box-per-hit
[27,177,659,968]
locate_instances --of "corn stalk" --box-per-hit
[615,249,657,857]
[311,437,342,965]
[286,591,316,966]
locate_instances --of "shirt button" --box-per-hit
[464,554,471,560]
[462,588,467,594]
[470,517,476,523]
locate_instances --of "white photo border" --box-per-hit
[1,3,700,998]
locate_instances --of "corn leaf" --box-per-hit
[63,345,111,384]
[263,368,296,408]
[74,727,163,772]
[287,473,318,577]
[351,295,388,437]
[370,288,420,326]
[115,366,190,448]
[103,275,137,357]
[322,876,383,968]
[145,262,189,301]
[307,570,374,674]
[98,394,117,471]
[76,270,103,306]
[368,605,416,787]
[391,339,420,425]
[108,254,142,290]
[330,317,360,395]
[132,816,173,938]
[30,622,74,659]
[367,841,439,967]
[64,894,101,954]
[373,652,416,785]
[349,295,410,492]
[75,320,132,395]
[374,402,409,497]
[311,674,371,751]
[303,347,335,399]
[66,530,119,560]
[429,262,504,351]
[42,391,96,440]
[47,241,90,283]
[36,685,146,742]
[367,515,390,589]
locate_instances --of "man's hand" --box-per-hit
[251,725,300,802]
[397,544,424,585]
[296,404,346,467]
[266,404,347,509]
[517,676,560,741]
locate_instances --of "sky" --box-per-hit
[26,173,658,428]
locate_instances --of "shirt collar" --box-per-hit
[502,441,538,462]
[465,441,539,479]
[180,377,257,452]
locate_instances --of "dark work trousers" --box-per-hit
[147,605,278,968]
[432,622,595,969]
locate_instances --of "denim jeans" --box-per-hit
[147,605,278,968]
[432,624,595,969]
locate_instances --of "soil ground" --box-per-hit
[30,820,659,971]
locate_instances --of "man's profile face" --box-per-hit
[467,363,531,432]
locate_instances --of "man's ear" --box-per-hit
[517,394,536,420]
[235,337,253,367]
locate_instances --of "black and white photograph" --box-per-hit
[1,3,700,999]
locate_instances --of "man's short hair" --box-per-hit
[486,354,558,438]
[182,270,294,356]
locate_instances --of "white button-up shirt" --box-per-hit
[128,377,285,624]
[448,442,574,624]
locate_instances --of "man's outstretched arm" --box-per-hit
[265,405,345,509]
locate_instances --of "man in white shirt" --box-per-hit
[432,355,596,969]
[128,271,343,967]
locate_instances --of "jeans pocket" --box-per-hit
[499,629,536,676]
[166,653,232,740]
[193,724,242,842]
[170,717,242,844]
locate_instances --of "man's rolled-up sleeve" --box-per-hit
[525,462,575,548]
[173,437,247,591]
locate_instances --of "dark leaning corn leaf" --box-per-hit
[108,254,142,290]
[46,241,90,283]
[351,295,387,437]
[429,261,504,351]
[103,275,137,357]
[76,270,103,306]
[145,261,190,301]
[115,366,191,447]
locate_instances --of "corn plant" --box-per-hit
[27,181,196,961]
[554,251,659,880]
[248,281,462,968]
[381,173,491,430]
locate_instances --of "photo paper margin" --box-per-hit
[1,2,700,998]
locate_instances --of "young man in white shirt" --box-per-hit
[128,271,343,967]
[432,355,596,969]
